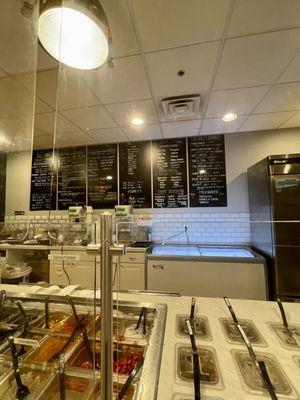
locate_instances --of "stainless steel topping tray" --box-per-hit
[35,371,94,400]
[24,332,81,365]
[177,315,210,339]
[91,315,153,342]
[67,340,145,376]
[0,291,167,400]
[220,318,265,345]
[233,350,292,395]
[177,345,219,385]
[269,322,300,349]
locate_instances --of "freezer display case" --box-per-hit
[146,245,267,300]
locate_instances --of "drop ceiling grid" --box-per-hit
[126,0,164,140]
[198,0,237,135]
[238,50,300,132]
[2,0,300,148]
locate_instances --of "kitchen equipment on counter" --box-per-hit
[248,153,300,300]
[147,245,267,299]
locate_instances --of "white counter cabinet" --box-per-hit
[117,250,146,290]
[49,250,101,289]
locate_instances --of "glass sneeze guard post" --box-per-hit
[100,214,125,400]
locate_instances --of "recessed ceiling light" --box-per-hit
[132,117,144,126]
[38,1,110,70]
[223,112,237,122]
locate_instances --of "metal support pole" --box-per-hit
[100,214,113,400]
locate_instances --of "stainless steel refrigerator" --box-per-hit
[248,154,300,300]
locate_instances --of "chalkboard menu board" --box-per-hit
[188,135,227,207]
[119,141,152,208]
[58,147,86,210]
[30,150,57,211]
[152,138,188,208]
[87,144,118,209]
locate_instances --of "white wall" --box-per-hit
[6,127,300,215]
[3,127,300,244]
[5,151,31,216]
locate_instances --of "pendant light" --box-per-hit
[38,0,111,70]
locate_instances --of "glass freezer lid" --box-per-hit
[151,245,200,256]
[198,247,255,258]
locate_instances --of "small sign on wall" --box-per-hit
[48,254,80,262]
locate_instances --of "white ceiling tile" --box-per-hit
[0,116,33,140]
[106,100,157,126]
[201,116,246,135]
[88,128,128,143]
[0,109,11,118]
[214,29,300,89]
[61,106,117,130]
[255,83,300,113]
[278,53,300,83]
[0,1,37,74]
[36,69,100,110]
[228,0,300,37]
[101,0,139,57]
[206,86,270,118]
[239,112,296,132]
[131,0,230,52]
[35,98,53,114]
[146,42,220,97]
[161,120,201,138]
[55,131,97,148]
[83,55,151,104]
[34,112,77,134]
[279,112,300,129]
[0,76,34,117]
[32,134,54,150]
[37,45,58,71]
[123,124,162,141]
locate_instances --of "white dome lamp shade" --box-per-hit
[38,0,111,70]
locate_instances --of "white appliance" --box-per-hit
[146,245,267,300]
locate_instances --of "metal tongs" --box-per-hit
[0,290,6,319]
[224,297,278,400]
[45,296,50,329]
[117,356,144,400]
[9,337,30,400]
[67,296,93,362]
[185,319,201,400]
[59,354,66,400]
[49,313,89,362]
[276,297,297,345]
[135,307,147,335]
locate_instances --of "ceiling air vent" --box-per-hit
[161,94,201,121]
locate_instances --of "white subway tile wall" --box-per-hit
[4,212,251,244]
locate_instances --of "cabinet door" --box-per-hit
[72,262,101,289]
[119,263,145,290]
[50,264,72,286]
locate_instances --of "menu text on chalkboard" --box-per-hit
[152,138,188,208]
[188,135,227,207]
[119,141,152,208]
[87,144,118,209]
[58,147,86,210]
[30,149,57,211]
